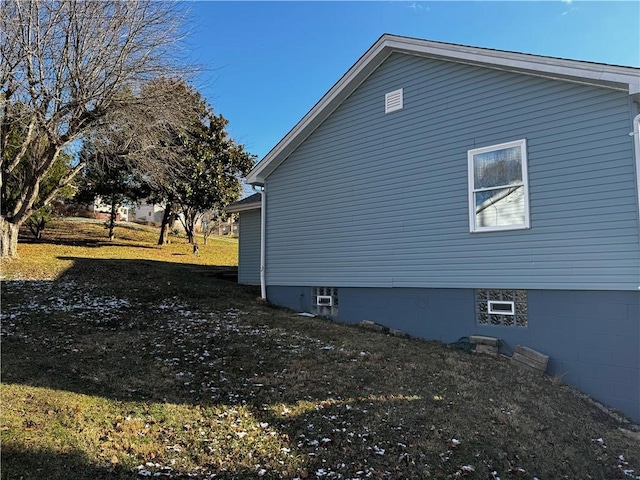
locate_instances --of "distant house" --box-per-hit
[202,217,238,236]
[132,202,165,224]
[232,35,640,421]
[132,202,218,235]
[87,197,130,221]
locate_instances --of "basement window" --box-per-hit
[476,289,527,327]
[488,300,515,315]
[312,287,338,317]
[385,88,403,113]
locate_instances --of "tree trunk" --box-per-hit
[108,197,117,241]
[185,212,195,244]
[177,206,196,244]
[158,203,172,245]
[186,226,195,244]
[28,216,46,240]
[0,217,20,258]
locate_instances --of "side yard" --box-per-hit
[1,219,639,479]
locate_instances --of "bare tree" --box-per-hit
[201,211,236,245]
[0,0,194,257]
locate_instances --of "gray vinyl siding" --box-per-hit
[264,52,640,290]
[238,209,261,285]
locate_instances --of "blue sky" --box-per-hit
[182,1,640,164]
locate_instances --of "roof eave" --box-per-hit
[245,34,640,185]
[225,202,261,213]
[383,35,640,92]
[245,35,394,185]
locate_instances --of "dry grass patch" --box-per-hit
[1,219,237,281]
[1,219,639,479]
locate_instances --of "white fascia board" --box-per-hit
[385,36,640,93]
[246,34,640,185]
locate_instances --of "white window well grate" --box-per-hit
[385,88,403,114]
[312,287,338,317]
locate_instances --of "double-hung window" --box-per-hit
[468,139,530,232]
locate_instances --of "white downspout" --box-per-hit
[252,185,267,300]
[633,114,640,234]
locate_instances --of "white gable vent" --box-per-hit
[385,88,403,114]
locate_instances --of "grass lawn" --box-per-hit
[1,218,639,479]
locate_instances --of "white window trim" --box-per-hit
[468,138,530,233]
[488,300,515,315]
[316,295,333,306]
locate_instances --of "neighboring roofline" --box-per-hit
[225,193,261,213]
[225,203,260,213]
[245,34,640,186]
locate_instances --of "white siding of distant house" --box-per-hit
[133,203,165,224]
